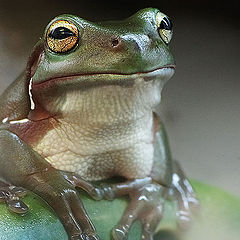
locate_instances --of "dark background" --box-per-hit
[0,0,239,195]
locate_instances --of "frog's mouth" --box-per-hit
[32,65,175,89]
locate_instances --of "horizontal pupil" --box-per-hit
[49,27,75,39]
[160,17,172,30]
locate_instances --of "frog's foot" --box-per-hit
[97,178,167,240]
[170,161,200,229]
[0,130,100,240]
[0,181,28,214]
[23,169,101,240]
[113,183,168,240]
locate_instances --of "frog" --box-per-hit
[0,8,199,240]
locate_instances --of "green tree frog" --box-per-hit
[0,8,198,240]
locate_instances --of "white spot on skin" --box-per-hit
[29,78,35,110]
[10,118,29,124]
[2,117,8,123]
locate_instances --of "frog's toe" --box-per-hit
[87,234,101,240]
[63,172,104,201]
[70,235,82,240]
[111,196,139,239]
[176,210,191,230]
[141,231,153,240]
[71,233,100,240]
[80,231,101,240]
[141,207,163,240]
[100,184,116,201]
[112,226,128,240]
[9,186,28,197]
[7,199,29,214]
[180,178,200,212]
[171,182,193,229]
[70,234,88,240]
[0,182,29,214]
[0,189,8,202]
[172,187,191,229]
[87,187,104,201]
[187,195,200,212]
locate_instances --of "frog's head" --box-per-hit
[26,8,175,119]
[29,8,175,89]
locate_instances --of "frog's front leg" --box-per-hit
[0,129,100,240]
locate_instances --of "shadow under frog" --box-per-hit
[0,8,199,240]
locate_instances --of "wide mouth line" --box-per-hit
[33,65,175,86]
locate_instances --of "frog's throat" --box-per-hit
[32,65,175,89]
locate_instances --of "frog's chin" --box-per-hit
[32,65,175,89]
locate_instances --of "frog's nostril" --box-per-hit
[111,38,120,48]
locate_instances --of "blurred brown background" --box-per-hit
[0,0,239,196]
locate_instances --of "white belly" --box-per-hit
[33,114,154,181]
[33,80,161,180]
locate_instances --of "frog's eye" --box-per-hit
[46,20,79,53]
[156,12,173,44]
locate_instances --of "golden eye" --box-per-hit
[46,20,79,53]
[156,12,173,44]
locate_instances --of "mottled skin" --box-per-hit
[0,8,198,240]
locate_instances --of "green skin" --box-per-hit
[0,8,198,240]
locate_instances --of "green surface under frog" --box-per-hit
[0,181,239,240]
